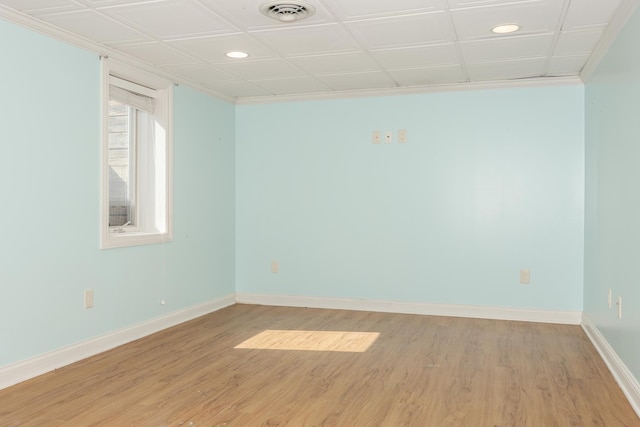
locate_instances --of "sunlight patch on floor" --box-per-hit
[234,330,380,353]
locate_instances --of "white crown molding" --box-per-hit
[0,294,235,391]
[0,3,585,106]
[581,0,640,82]
[235,293,582,324]
[235,76,583,105]
[581,314,640,419]
[0,4,236,104]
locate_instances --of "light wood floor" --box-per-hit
[1,304,638,426]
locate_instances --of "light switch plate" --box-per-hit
[372,131,381,144]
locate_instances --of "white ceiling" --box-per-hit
[0,0,632,103]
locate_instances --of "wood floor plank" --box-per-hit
[0,304,638,426]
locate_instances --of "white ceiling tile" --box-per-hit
[168,34,277,62]
[103,0,238,38]
[316,71,397,91]
[288,52,380,75]
[449,0,543,8]
[115,42,197,66]
[251,24,361,56]
[216,59,307,80]
[252,77,331,95]
[77,0,149,6]
[202,81,272,98]
[451,0,564,40]
[37,9,146,44]
[554,29,604,56]
[198,0,334,31]
[0,0,81,13]
[370,44,459,69]
[0,0,70,8]
[547,54,590,76]
[322,0,446,20]
[161,63,239,83]
[460,33,554,63]
[0,0,625,100]
[345,12,455,49]
[467,58,547,81]
[388,65,467,86]
[562,0,622,30]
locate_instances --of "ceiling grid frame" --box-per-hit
[0,0,636,103]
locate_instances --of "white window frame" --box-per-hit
[101,58,173,249]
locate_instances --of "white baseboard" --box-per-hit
[582,315,640,419]
[0,294,235,391]
[235,293,582,325]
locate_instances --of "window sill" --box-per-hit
[101,230,172,249]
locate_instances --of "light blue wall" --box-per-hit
[236,86,585,310]
[0,19,235,367]
[0,8,592,371]
[585,6,640,382]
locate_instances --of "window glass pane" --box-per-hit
[101,60,173,248]
[108,100,136,227]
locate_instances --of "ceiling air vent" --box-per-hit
[260,1,316,22]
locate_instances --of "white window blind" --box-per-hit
[109,76,156,113]
[101,58,173,249]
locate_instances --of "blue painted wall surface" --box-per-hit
[0,8,590,371]
[0,20,235,367]
[236,87,585,310]
[585,6,640,382]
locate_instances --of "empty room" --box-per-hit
[1,0,639,425]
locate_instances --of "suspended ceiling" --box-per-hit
[0,0,634,103]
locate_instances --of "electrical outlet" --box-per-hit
[398,129,408,143]
[271,261,279,273]
[84,289,94,309]
[519,269,530,284]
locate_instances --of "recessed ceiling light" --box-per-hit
[492,24,520,34]
[226,51,249,59]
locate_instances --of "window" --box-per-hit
[101,59,173,249]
